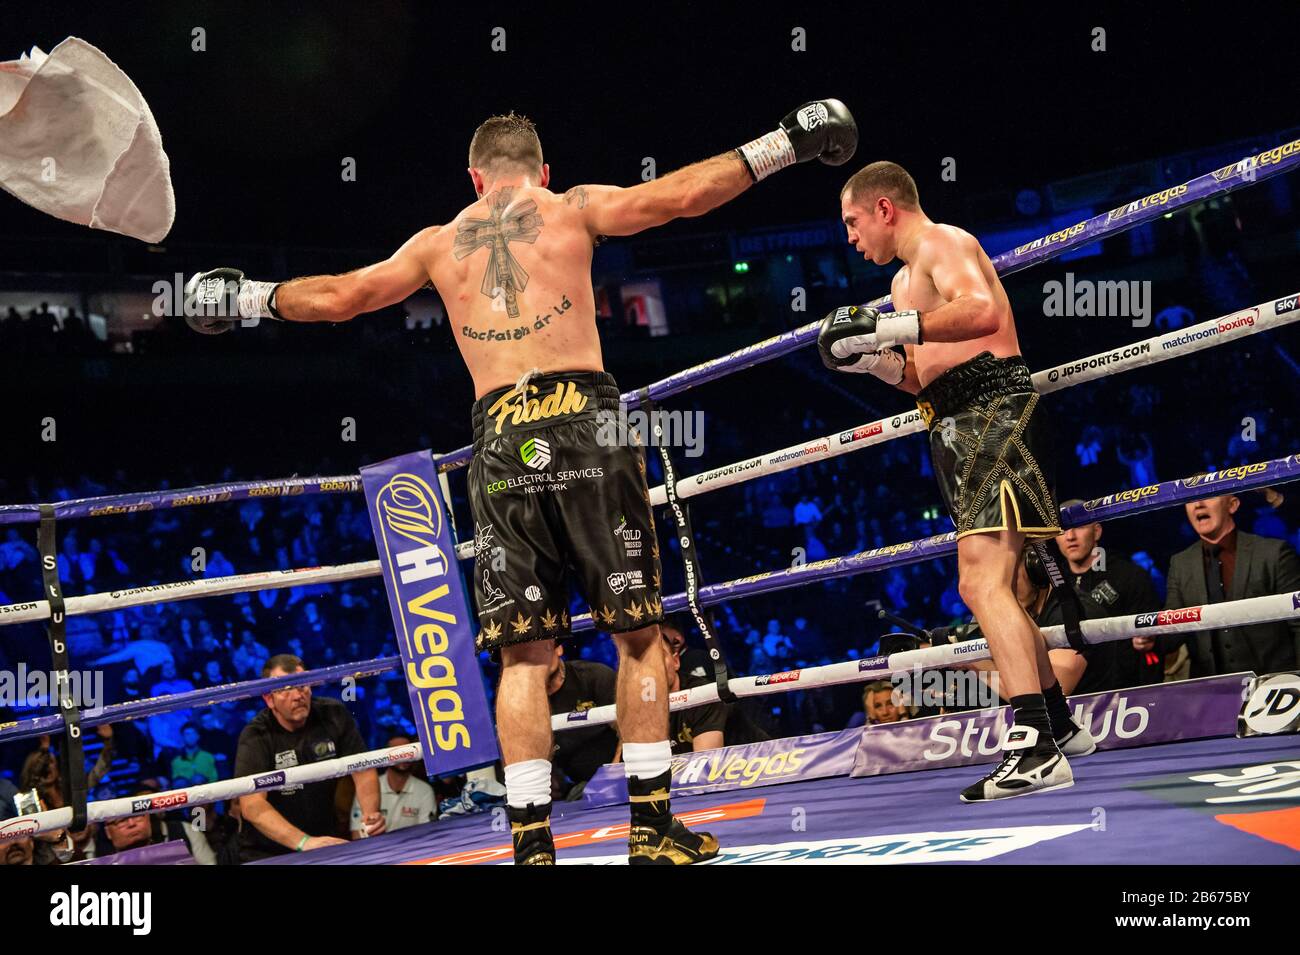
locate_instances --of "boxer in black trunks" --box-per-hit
[818,161,1094,802]
[185,101,857,861]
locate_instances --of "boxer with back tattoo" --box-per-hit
[185,101,857,860]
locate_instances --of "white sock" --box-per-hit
[504,759,552,809]
[623,740,671,781]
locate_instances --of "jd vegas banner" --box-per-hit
[361,451,498,776]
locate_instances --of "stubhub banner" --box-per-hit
[361,451,498,776]
[852,673,1246,777]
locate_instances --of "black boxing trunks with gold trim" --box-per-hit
[468,370,664,651]
[915,351,1061,540]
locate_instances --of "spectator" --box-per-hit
[92,632,174,677]
[1054,504,1162,687]
[234,654,382,862]
[196,707,238,762]
[171,723,219,785]
[201,659,230,687]
[1,835,35,867]
[793,495,823,527]
[146,659,196,754]
[663,630,725,754]
[349,734,435,835]
[546,643,618,799]
[100,787,215,864]
[859,680,908,726]
[663,619,769,749]
[1165,490,1300,677]
[232,630,270,679]
[761,619,794,666]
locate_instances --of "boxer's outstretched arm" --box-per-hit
[275,226,441,323]
[915,230,999,343]
[569,97,857,237]
[569,153,753,237]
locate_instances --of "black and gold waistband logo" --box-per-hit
[488,381,589,434]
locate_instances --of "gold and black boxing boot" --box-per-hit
[627,770,719,865]
[506,801,556,865]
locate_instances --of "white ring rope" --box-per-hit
[2,743,421,840]
[641,292,1297,507]
[0,560,380,627]
[550,590,1300,730]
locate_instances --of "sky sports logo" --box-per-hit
[1276,294,1299,315]
[1135,607,1204,628]
[131,792,187,813]
[754,670,801,686]
[840,423,883,445]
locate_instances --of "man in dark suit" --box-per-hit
[1165,489,1300,677]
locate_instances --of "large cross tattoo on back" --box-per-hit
[452,187,545,319]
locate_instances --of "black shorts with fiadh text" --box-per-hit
[468,371,664,651]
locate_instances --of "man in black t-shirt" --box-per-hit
[660,625,770,756]
[546,644,619,798]
[1054,504,1162,687]
[235,654,384,862]
[668,676,727,757]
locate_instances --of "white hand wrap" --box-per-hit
[875,309,921,346]
[737,129,796,182]
[237,280,279,320]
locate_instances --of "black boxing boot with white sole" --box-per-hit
[627,770,719,865]
[959,724,1074,802]
[506,802,556,865]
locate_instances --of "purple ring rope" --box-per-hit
[0,656,399,745]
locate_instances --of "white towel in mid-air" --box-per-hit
[0,36,174,242]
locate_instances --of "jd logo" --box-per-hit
[1243,674,1300,735]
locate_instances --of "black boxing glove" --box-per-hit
[737,99,858,182]
[817,305,920,381]
[183,268,282,335]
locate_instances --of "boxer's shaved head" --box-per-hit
[841,161,919,209]
[469,112,544,176]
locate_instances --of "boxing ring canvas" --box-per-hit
[256,735,1300,865]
